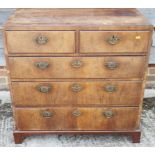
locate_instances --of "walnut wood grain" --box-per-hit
[9,56,146,79]
[11,81,143,107]
[6,31,75,54]
[4,9,153,31]
[2,8,153,144]
[80,31,150,53]
[15,107,139,131]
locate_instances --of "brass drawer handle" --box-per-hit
[71,83,83,92]
[41,111,54,118]
[103,110,115,118]
[35,62,49,69]
[35,35,48,45]
[106,35,121,45]
[71,60,83,68]
[104,85,116,93]
[37,85,52,93]
[105,61,118,70]
[72,110,81,117]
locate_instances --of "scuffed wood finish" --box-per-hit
[9,56,146,79]
[6,31,75,53]
[11,81,143,106]
[80,31,150,53]
[4,9,153,31]
[3,9,153,143]
[15,107,139,130]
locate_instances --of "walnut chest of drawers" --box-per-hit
[3,9,153,144]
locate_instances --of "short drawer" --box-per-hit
[9,56,145,79]
[15,107,139,130]
[80,31,150,53]
[6,31,75,53]
[12,81,143,106]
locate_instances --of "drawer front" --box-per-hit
[6,31,75,53]
[80,31,150,53]
[12,81,143,106]
[15,107,139,130]
[9,56,145,79]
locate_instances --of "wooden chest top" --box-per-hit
[4,8,153,30]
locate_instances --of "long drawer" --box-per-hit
[80,31,150,53]
[9,56,145,79]
[15,107,140,130]
[6,31,75,54]
[12,81,143,106]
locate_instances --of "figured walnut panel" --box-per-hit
[9,56,146,79]
[12,81,143,106]
[80,31,150,53]
[15,107,139,130]
[6,31,75,53]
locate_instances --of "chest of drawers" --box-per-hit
[3,9,153,144]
